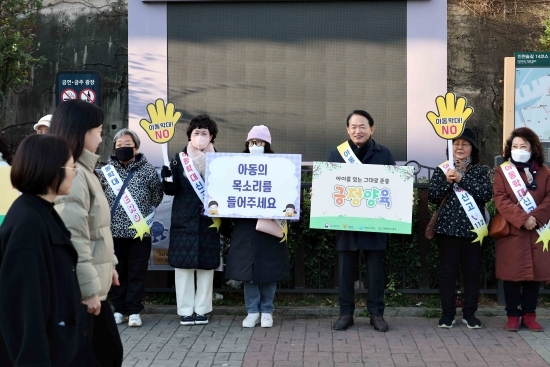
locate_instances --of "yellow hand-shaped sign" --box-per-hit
[426,92,474,139]
[139,99,182,144]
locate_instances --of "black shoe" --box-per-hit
[370,314,388,332]
[180,315,194,326]
[462,315,481,329]
[195,314,208,325]
[333,314,354,330]
[438,315,455,328]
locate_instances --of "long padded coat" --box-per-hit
[163,148,221,270]
[225,218,290,284]
[494,163,550,282]
[327,139,396,251]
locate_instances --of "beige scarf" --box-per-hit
[186,141,215,178]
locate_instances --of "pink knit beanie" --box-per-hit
[247,125,271,144]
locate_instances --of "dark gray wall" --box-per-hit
[167,2,407,161]
[1,2,128,162]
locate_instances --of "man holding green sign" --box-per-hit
[327,110,396,332]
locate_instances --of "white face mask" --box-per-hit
[511,149,531,163]
[191,135,210,150]
[249,145,264,154]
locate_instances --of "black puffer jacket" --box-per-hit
[163,148,221,269]
[428,164,493,239]
[225,218,290,283]
[99,153,164,239]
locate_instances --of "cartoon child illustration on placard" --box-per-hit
[208,201,219,215]
[283,204,297,217]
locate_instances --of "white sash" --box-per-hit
[337,141,361,164]
[438,161,488,244]
[179,152,207,204]
[179,152,222,232]
[101,165,154,240]
[500,161,550,251]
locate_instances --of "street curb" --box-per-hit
[142,305,550,317]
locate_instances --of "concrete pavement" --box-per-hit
[119,315,550,367]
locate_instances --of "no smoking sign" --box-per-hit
[55,71,102,107]
[61,89,77,101]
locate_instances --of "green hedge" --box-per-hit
[278,189,498,291]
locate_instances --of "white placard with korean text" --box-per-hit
[310,162,414,234]
[205,153,302,219]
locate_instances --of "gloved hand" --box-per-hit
[161,165,172,179]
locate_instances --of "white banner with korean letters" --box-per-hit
[205,153,302,219]
[310,162,414,234]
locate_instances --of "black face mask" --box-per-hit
[114,147,135,162]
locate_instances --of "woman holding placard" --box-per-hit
[493,127,550,332]
[428,128,492,329]
[161,115,221,326]
[225,125,290,328]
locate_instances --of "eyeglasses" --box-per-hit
[248,140,265,147]
[453,143,471,148]
[61,166,80,175]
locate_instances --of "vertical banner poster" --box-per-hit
[0,167,19,226]
[204,153,302,220]
[310,162,414,234]
[148,194,174,270]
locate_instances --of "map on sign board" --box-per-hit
[515,52,550,142]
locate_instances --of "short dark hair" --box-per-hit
[0,135,13,165]
[242,142,275,154]
[346,110,374,127]
[186,115,218,144]
[50,99,104,160]
[11,134,71,195]
[208,201,218,207]
[503,127,544,165]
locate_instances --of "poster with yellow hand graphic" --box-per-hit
[426,92,473,140]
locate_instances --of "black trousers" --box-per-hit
[111,237,152,315]
[88,301,123,367]
[436,234,482,318]
[503,280,540,316]
[338,250,385,316]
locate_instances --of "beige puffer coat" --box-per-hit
[55,148,117,300]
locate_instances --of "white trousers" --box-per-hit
[174,268,214,316]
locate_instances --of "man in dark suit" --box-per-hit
[328,110,396,332]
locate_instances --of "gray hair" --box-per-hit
[113,128,140,149]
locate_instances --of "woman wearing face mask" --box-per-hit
[161,115,222,326]
[50,100,123,366]
[224,125,290,328]
[98,128,163,328]
[494,127,550,332]
[428,128,493,329]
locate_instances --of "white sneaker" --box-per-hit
[242,313,260,328]
[128,314,142,327]
[114,312,125,325]
[261,313,273,328]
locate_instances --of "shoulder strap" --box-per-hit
[438,165,473,210]
[110,168,137,219]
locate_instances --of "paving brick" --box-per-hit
[120,315,550,367]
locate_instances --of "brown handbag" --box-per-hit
[425,193,449,240]
[489,213,510,239]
